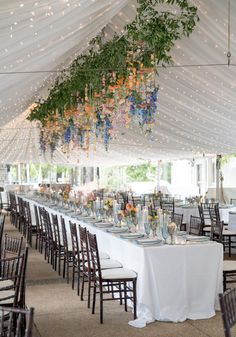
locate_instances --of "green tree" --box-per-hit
[126,164,157,182]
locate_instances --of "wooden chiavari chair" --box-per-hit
[0,305,34,337]
[2,234,23,258]
[88,231,137,324]
[219,288,236,337]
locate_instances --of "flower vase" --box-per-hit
[127,216,134,232]
[170,234,175,245]
[133,217,138,233]
[151,221,157,238]
[167,222,177,245]
[161,223,168,244]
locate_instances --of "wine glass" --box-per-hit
[127,217,133,232]
[161,226,168,244]
[144,223,151,238]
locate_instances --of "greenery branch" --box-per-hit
[28,0,199,124]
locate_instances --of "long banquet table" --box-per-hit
[24,196,223,325]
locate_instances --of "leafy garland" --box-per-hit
[28,0,199,124]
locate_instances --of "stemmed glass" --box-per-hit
[144,223,151,239]
[117,213,123,227]
[126,217,133,232]
[161,225,168,244]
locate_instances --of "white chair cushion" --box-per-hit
[0,279,14,288]
[0,290,15,304]
[100,252,110,260]
[85,259,122,270]
[223,260,236,272]
[100,268,137,280]
[100,259,122,269]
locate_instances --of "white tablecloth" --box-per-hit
[25,197,223,324]
[175,206,236,224]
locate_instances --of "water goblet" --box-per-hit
[144,223,151,238]
[161,226,168,244]
[126,217,133,232]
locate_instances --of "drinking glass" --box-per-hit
[144,223,151,238]
[161,225,168,243]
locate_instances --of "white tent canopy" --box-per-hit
[1,0,236,165]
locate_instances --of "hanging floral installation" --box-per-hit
[28,0,199,156]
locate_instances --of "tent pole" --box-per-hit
[216,155,221,202]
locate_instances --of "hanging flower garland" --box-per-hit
[29,0,199,155]
[39,67,159,154]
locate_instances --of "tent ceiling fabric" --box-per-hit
[1,0,236,165]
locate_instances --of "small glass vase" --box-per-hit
[127,216,135,232]
[161,224,168,244]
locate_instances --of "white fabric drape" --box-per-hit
[1,0,236,165]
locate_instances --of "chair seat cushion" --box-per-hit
[100,252,110,260]
[0,290,15,304]
[0,279,14,288]
[100,268,137,280]
[86,259,122,270]
[223,260,236,272]
[100,259,122,270]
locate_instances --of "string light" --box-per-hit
[0,0,236,165]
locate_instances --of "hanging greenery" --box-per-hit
[28,0,199,124]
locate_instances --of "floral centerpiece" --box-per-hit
[148,209,159,237]
[104,198,113,219]
[167,222,177,244]
[125,203,138,227]
[117,210,125,227]
[62,186,71,201]
[83,193,95,215]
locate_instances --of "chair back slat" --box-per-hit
[160,197,175,213]
[198,202,219,225]
[172,213,183,230]
[209,208,223,243]
[38,206,46,233]
[79,225,90,272]
[87,231,101,281]
[51,214,61,246]
[34,205,40,231]
[69,222,79,257]
[0,216,5,259]
[0,306,34,337]
[0,253,25,307]
[219,288,236,337]
[61,217,69,254]
[189,216,203,236]
[3,234,23,258]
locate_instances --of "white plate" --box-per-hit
[78,216,94,220]
[176,231,187,236]
[120,233,144,240]
[107,227,129,233]
[136,238,162,245]
[186,235,209,242]
[94,223,113,228]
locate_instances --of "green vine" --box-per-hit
[28,0,199,124]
